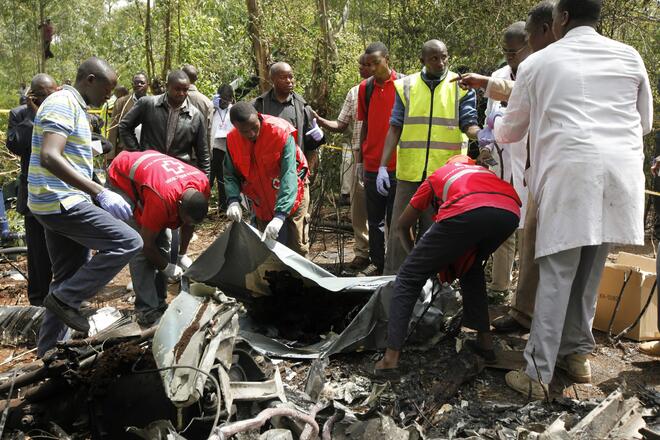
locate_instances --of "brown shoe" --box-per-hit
[348,256,370,270]
[556,354,591,383]
[639,341,660,357]
[505,370,548,400]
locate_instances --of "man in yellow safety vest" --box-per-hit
[377,39,480,274]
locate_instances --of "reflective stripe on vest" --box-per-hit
[394,72,469,182]
[129,152,161,180]
[441,168,493,201]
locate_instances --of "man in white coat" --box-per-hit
[491,0,653,398]
[483,22,532,300]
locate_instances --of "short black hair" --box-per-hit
[217,84,234,96]
[75,57,115,84]
[181,190,208,224]
[166,69,190,85]
[365,41,388,57]
[181,64,198,83]
[230,101,257,124]
[504,21,527,42]
[557,0,602,22]
[528,1,555,27]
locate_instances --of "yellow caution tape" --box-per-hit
[322,144,345,152]
[645,189,660,197]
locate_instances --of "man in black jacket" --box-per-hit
[6,73,58,306]
[253,62,324,179]
[118,69,210,175]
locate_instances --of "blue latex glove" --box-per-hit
[477,127,496,147]
[96,189,133,221]
[486,110,503,130]
[376,166,390,196]
[305,118,324,142]
[212,94,220,110]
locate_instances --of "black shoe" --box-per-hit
[491,314,524,333]
[44,294,90,333]
[464,339,497,364]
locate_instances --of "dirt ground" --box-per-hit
[0,202,658,437]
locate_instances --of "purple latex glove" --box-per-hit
[477,127,496,147]
[96,189,133,221]
[486,110,503,130]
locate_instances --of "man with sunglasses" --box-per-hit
[483,22,533,303]
[108,72,149,159]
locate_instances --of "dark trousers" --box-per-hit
[210,149,226,209]
[387,207,519,350]
[24,214,52,306]
[35,201,142,356]
[364,170,397,271]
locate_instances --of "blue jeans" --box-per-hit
[35,201,142,356]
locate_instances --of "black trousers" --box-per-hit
[364,170,397,271]
[387,207,519,350]
[210,149,226,209]
[24,214,53,306]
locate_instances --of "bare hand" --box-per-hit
[26,94,38,113]
[450,73,490,91]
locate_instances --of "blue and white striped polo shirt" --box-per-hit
[28,85,94,215]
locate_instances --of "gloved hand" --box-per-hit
[305,118,324,142]
[477,147,498,167]
[486,110,503,130]
[212,94,220,109]
[261,217,284,242]
[162,263,183,280]
[226,202,242,222]
[477,127,496,147]
[96,189,133,221]
[376,166,390,196]
[177,254,193,270]
[355,162,364,185]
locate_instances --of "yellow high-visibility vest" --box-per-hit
[394,71,468,182]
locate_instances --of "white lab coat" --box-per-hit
[494,26,653,259]
[486,65,529,226]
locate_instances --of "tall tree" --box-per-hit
[246,0,270,92]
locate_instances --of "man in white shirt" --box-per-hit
[484,22,532,302]
[210,84,234,210]
[491,0,653,398]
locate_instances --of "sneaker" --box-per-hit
[505,369,549,400]
[348,256,370,271]
[556,353,591,383]
[360,264,383,276]
[491,314,524,333]
[44,294,90,333]
[639,341,660,357]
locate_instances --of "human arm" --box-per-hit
[118,98,144,151]
[634,52,653,136]
[397,204,424,254]
[108,98,125,153]
[222,147,242,204]
[6,108,32,157]
[311,110,349,133]
[179,222,195,256]
[273,135,299,219]
[194,113,211,175]
[485,78,515,102]
[459,89,479,139]
[379,92,405,167]
[493,66,531,144]
[139,226,170,270]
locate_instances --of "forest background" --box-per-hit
[0,0,657,188]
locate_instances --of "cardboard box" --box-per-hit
[593,252,660,341]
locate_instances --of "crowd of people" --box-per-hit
[5,0,654,399]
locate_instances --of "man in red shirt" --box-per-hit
[373,155,520,380]
[108,150,210,326]
[357,42,400,275]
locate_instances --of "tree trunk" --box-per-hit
[140,0,155,83]
[162,0,173,80]
[246,0,270,92]
[307,0,339,113]
[38,0,45,73]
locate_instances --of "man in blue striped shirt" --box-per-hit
[28,57,143,356]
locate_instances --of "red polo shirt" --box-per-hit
[357,70,398,173]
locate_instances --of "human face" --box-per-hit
[358,57,372,79]
[422,46,448,78]
[85,73,117,108]
[503,36,531,72]
[364,52,389,79]
[272,68,294,96]
[166,78,190,108]
[132,75,148,97]
[552,4,569,40]
[525,19,555,52]
[235,114,261,142]
[219,91,234,109]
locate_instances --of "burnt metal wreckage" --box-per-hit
[0,222,656,439]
